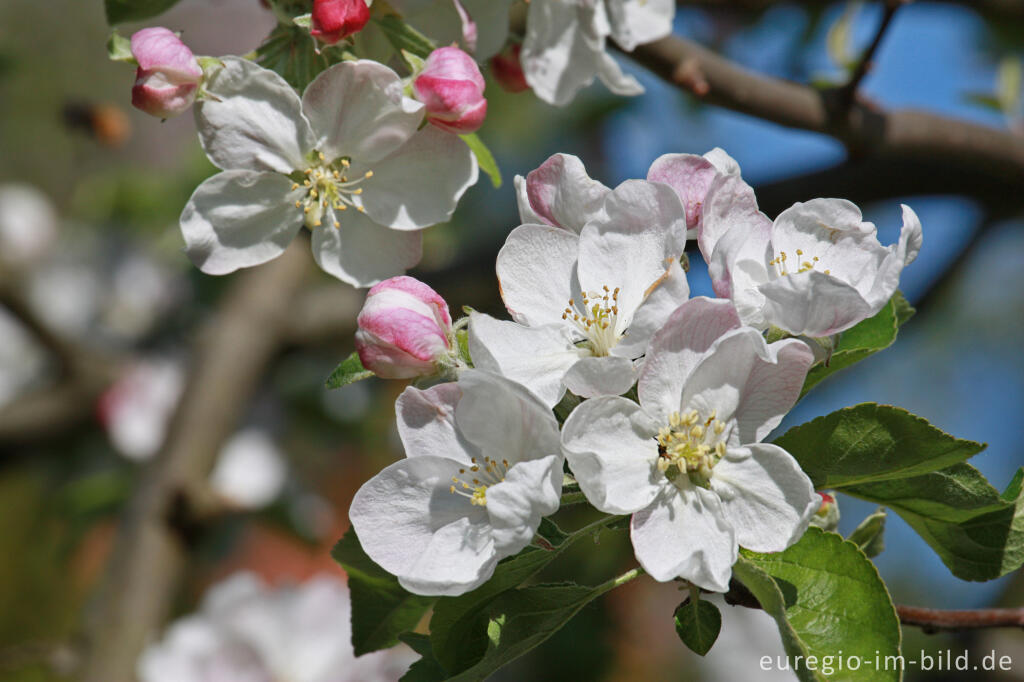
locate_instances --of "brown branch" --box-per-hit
[78,240,312,682]
[897,605,1024,632]
[835,1,904,114]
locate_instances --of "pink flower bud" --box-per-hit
[489,43,528,93]
[355,276,454,379]
[130,27,203,119]
[413,46,487,134]
[311,0,370,45]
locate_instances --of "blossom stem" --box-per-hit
[559,491,589,507]
[596,567,645,595]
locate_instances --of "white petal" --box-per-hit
[195,57,315,173]
[711,443,818,552]
[516,153,611,233]
[630,484,736,591]
[595,51,644,96]
[521,0,606,106]
[757,269,873,337]
[561,355,636,398]
[514,174,547,226]
[455,369,561,466]
[310,209,422,287]
[355,125,478,231]
[613,258,690,359]
[486,454,563,555]
[680,328,813,443]
[349,455,495,597]
[180,170,303,275]
[561,396,664,514]
[700,174,769,293]
[302,60,424,164]
[703,147,741,176]
[396,383,476,464]
[605,0,675,51]
[468,313,580,408]
[495,223,580,327]
[864,203,923,309]
[637,297,741,423]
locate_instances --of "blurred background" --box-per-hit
[0,0,1022,680]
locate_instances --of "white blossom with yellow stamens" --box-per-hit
[349,370,562,597]
[180,57,477,287]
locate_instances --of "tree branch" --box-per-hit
[897,605,1024,632]
[835,0,904,115]
[78,240,312,682]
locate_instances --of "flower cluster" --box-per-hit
[349,149,921,595]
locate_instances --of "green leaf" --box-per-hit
[842,464,1024,581]
[331,527,436,655]
[673,597,722,656]
[736,528,901,682]
[326,351,374,389]
[801,294,908,396]
[963,92,1006,113]
[106,31,135,63]
[256,23,344,91]
[847,507,887,558]
[459,133,502,189]
[372,15,436,60]
[292,13,312,30]
[399,633,448,682]
[774,402,985,489]
[105,0,182,25]
[997,56,1022,114]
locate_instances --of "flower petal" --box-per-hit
[630,484,736,591]
[468,313,580,408]
[605,0,674,51]
[700,174,770,296]
[561,355,636,398]
[180,170,303,275]
[711,443,818,553]
[349,455,496,596]
[195,57,315,173]
[516,153,610,233]
[521,0,606,106]
[757,269,873,337]
[496,223,580,327]
[396,383,477,465]
[595,51,644,96]
[561,395,664,514]
[310,209,422,287]
[486,454,563,555]
[637,297,741,423]
[613,259,690,359]
[354,125,477,231]
[647,152,719,231]
[864,203,923,309]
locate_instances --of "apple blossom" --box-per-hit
[490,42,528,93]
[413,46,487,134]
[349,370,562,596]
[561,298,819,591]
[130,27,203,119]
[514,153,611,232]
[310,0,370,44]
[520,0,674,106]
[354,275,457,379]
[470,179,689,407]
[137,573,415,682]
[702,194,923,337]
[180,57,477,287]
[647,147,742,238]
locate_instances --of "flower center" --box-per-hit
[561,285,622,356]
[292,152,374,229]
[656,409,728,487]
[768,249,830,277]
[449,455,510,507]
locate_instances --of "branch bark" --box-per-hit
[78,241,312,682]
[897,605,1024,632]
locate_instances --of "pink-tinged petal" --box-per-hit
[452,0,478,52]
[637,297,741,423]
[130,27,202,80]
[700,174,770,291]
[491,42,529,93]
[711,443,818,552]
[561,395,664,514]
[363,275,452,329]
[495,223,580,327]
[561,355,636,398]
[414,46,487,134]
[630,484,736,591]
[396,383,476,464]
[310,0,370,44]
[757,269,873,337]
[522,153,611,232]
[647,153,719,231]
[355,306,449,377]
[132,74,198,119]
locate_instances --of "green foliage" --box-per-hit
[774,403,985,488]
[399,633,448,682]
[673,597,721,656]
[106,31,134,63]
[330,527,435,655]
[372,15,436,60]
[847,508,887,558]
[326,351,374,389]
[801,293,913,396]
[257,23,346,91]
[105,0,182,25]
[459,134,503,189]
[736,528,901,682]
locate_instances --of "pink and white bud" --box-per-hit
[489,43,528,93]
[355,276,454,379]
[310,0,370,45]
[413,46,487,134]
[130,28,202,119]
[809,491,840,531]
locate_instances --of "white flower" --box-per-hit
[561,297,819,591]
[520,0,674,106]
[181,57,478,287]
[469,179,689,407]
[137,573,415,682]
[702,191,923,337]
[349,369,562,596]
[514,153,611,232]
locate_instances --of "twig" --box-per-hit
[834,1,905,114]
[897,605,1024,632]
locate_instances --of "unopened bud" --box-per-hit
[489,42,528,93]
[413,46,487,134]
[129,27,202,119]
[355,276,454,379]
[809,491,840,531]
[310,0,370,45]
